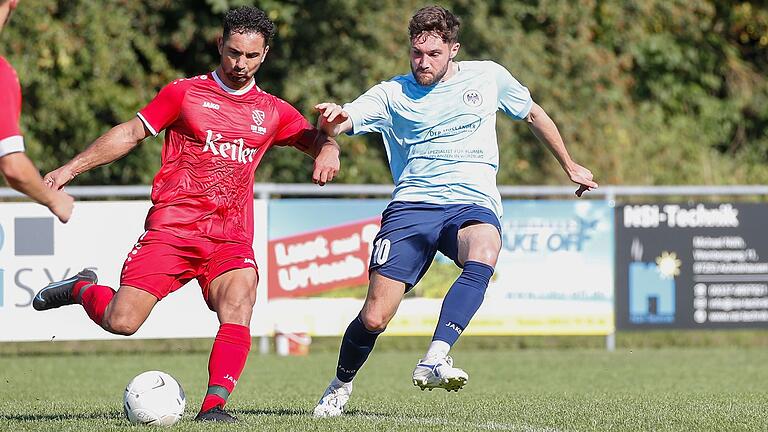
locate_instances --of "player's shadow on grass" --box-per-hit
[0,411,118,422]
[238,408,307,416]
[238,408,394,418]
[344,409,396,418]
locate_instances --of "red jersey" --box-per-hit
[0,56,24,157]
[137,71,314,244]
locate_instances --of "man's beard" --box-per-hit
[228,72,251,83]
[226,64,258,85]
[411,60,450,86]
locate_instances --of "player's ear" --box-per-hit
[217,36,224,56]
[449,42,460,60]
[261,45,270,63]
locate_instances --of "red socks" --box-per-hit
[72,279,251,413]
[200,323,251,413]
[72,280,115,326]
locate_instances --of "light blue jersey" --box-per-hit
[344,60,532,218]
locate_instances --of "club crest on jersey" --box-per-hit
[463,89,483,107]
[251,109,267,135]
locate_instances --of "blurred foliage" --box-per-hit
[2,0,767,186]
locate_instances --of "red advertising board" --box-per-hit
[267,217,382,298]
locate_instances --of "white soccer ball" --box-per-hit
[123,371,186,426]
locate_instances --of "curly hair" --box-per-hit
[408,5,460,44]
[223,6,276,44]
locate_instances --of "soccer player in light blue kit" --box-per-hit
[313,5,598,417]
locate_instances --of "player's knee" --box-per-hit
[359,312,390,332]
[469,244,501,267]
[218,298,254,315]
[103,314,141,336]
[214,293,255,322]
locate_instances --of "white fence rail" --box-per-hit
[1,184,767,199]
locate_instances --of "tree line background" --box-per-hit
[3,0,767,187]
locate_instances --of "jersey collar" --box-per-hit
[212,70,256,95]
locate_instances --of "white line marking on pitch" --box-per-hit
[354,413,563,432]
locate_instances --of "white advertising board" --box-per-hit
[0,201,268,341]
[266,199,615,336]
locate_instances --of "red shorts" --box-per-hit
[120,230,258,305]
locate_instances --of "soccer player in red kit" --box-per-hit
[0,0,73,223]
[32,7,340,422]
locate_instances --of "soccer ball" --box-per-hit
[123,371,186,426]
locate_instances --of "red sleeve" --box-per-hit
[0,58,21,141]
[0,57,24,156]
[272,98,315,148]
[136,80,187,136]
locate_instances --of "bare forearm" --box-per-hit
[64,122,144,177]
[0,153,57,205]
[526,103,575,171]
[292,128,341,185]
[525,102,598,196]
[296,129,340,159]
[311,134,340,159]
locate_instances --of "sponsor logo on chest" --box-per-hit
[203,130,257,164]
[202,101,220,110]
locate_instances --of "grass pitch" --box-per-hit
[0,340,766,431]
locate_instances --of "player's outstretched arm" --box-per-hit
[295,129,340,186]
[44,117,151,190]
[315,103,352,137]
[525,102,598,197]
[0,153,74,223]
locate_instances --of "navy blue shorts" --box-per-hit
[369,201,501,289]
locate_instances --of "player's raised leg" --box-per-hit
[34,269,158,336]
[101,286,158,335]
[33,268,98,311]
[413,221,500,392]
[313,272,405,418]
[195,267,257,423]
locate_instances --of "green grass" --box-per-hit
[0,340,766,431]
[3,330,768,356]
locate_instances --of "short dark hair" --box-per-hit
[223,6,276,44]
[408,5,460,44]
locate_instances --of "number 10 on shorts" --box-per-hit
[374,238,391,265]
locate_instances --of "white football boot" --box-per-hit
[313,381,353,418]
[412,355,468,392]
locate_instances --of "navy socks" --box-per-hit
[335,260,493,381]
[335,315,383,382]
[432,260,494,345]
